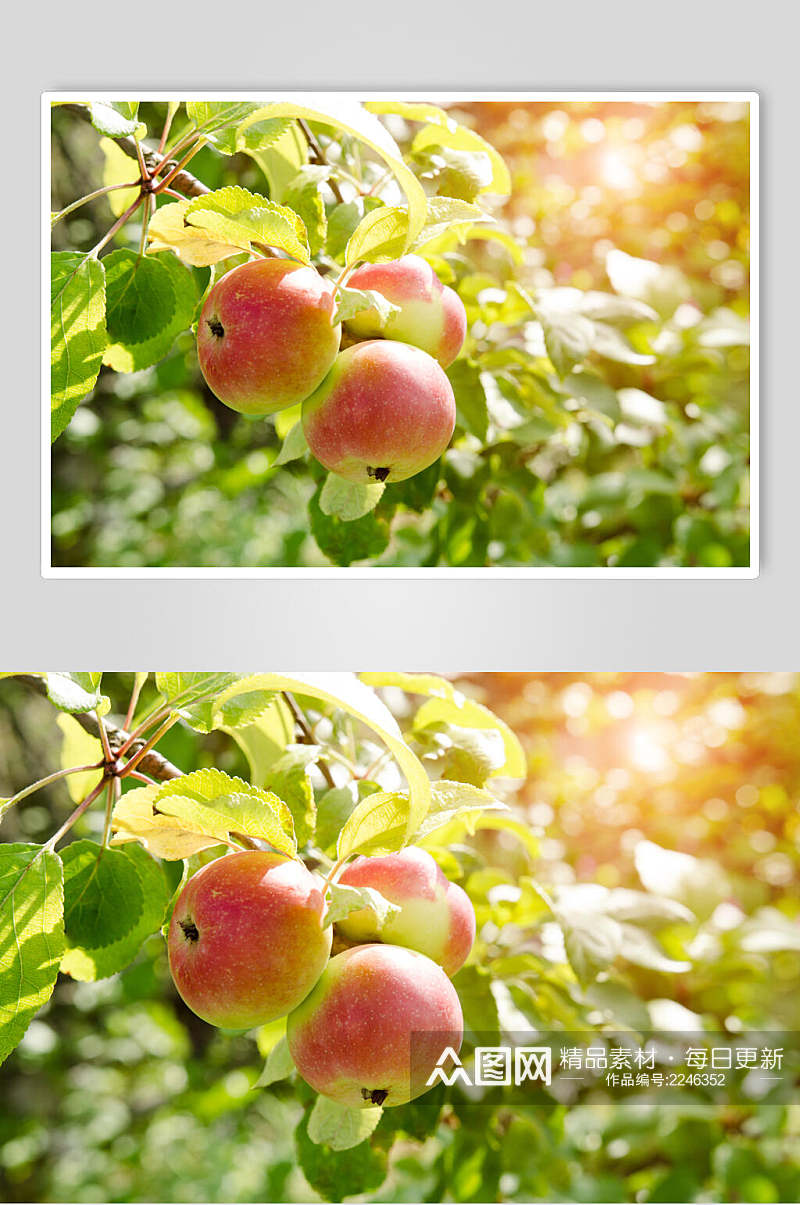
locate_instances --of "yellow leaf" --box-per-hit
[111,785,223,860]
[147,200,243,267]
[99,138,140,217]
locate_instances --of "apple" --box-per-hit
[196,258,341,415]
[302,340,456,483]
[287,944,463,1107]
[336,846,475,976]
[167,850,332,1029]
[345,255,467,368]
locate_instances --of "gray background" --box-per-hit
[8,0,793,667]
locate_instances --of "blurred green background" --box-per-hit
[50,100,751,569]
[1,672,795,1203]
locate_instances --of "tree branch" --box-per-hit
[17,675,183,782]
[63,103,210,200]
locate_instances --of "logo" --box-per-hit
[426,1045,552,1087]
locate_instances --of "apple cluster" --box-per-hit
[195,255,467,484]
[166,846,475,1108]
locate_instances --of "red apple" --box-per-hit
[346,256,467,368]
[196,259,341,415]
[302,340,456,483]
[287,944,463,1107]
[337,846,475,976]
[167,850,332,1029]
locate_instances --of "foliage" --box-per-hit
[1,672,797,1203]
[50,99,751,569]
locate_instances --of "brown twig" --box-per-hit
[282,692,337,789]
[63,103,210,200]
[297,119,345,204]
[17,675,183,782]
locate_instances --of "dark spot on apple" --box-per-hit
[180,919,200,943]
[207,317,225,339]
[367,466,390,482]
[361,1087,388,1105]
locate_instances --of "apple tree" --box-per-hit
[50,99,751,568]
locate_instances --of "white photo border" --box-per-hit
[42,90,759,580]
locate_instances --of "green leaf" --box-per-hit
[323,882,400,929]
[238,99,428,245]
[250,123,308,203]
[562,371,621,421]
[346,205,410,266]
[415,780,507,839]
[282,166,329,256]
[104,251,198,373]
[0,845,64,1066]
[296,1109,388,1200]
[315,785,360,854]
[86,101,143,139]
[332,286,400,327]
[60,843,168,982]
[558,910,623,985]
[44,672,107,715]
[225,697,296,787]
[413,195,493,246]
[255,1033,295,1087]
[185,186,310,264]
[61,839,142,948]
[274,421,309,467]
[364,100,451,125]
[447,359,488,441]
[360,672,458,700]
[592,322,655,366]
[51,252,107,442]
[307,1095,383,1151]
[336,791,410,860]
[415,721,506,787]
[103,249,177,345]
[55,714,104,805]
[186,102,292,155]
[319,473,385,521]
[606,248,691,317]
[412,122,511,196]
[538,309,595,377]
[154,769,296,855]
[156,672,277,733]
[214,673,432,837]
[263,745,318,846]
[412,694,526,778]
[309,483,393,566]
[99,137,140,217]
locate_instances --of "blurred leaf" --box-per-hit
[57,714,103,803]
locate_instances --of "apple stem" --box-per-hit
[321,856,348,894]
